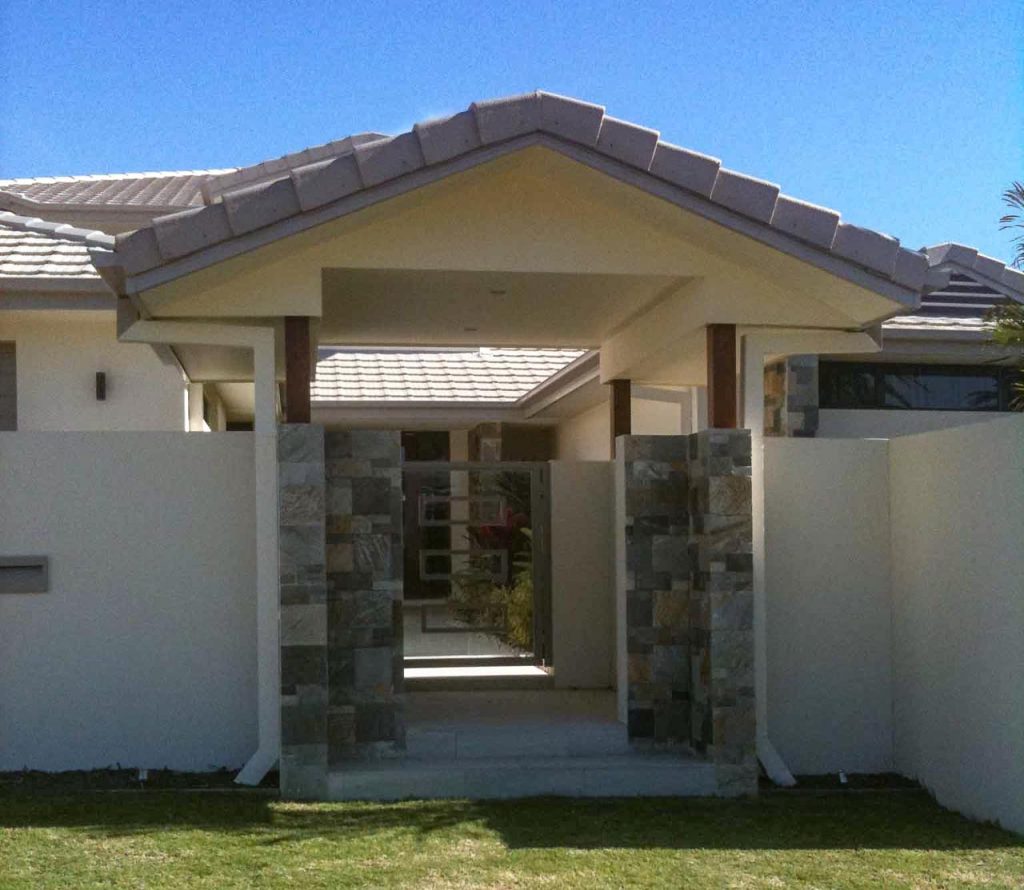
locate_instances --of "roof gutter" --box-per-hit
[519,350,600,417]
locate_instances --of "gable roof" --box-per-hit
[923,242,1024,298]
[200,134,387,203]
[883,243,1024,336]
[312,347,586,403]
[0,134,386,216]
[103,91,951,302]
[0,211,112,291]
[0,170,233,213]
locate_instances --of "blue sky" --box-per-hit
[1,0,1021,259]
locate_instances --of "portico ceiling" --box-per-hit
[319,268,684,346]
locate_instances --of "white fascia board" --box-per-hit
[312,402,526,428]
[739,326,883,362]
[120,134,921,313]
[519,351,601,417]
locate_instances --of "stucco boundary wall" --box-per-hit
[764,416,1024,834]
[0,432,258,771]
[889,416,1024,835]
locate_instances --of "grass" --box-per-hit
[0,789,1021,888]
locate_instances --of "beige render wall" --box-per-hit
[764,438,895,774]
[0,432,257,771]
[764,417,1024,833]
[819,408,1007,439]
[550,461,615,688]
[0,312,186,431]
[556,402,609,461]
[555,397,685,460]
[889,416,1024,834]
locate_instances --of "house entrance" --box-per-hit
[401,460,551,672]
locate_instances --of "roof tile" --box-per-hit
[115,227,163,275]
[291,154,363,212]
[14,90,1008,297]
[595,116,659,170]
[0,211,113,281]
[648,142,721,196]
[709,169,780,223]
[222,177,301,236]
[832,223,899,277]
[971,252,1008,283]
[353,132,425,187]
[471,93,542,144]
[0,170,231,209]
[312,347,585,403]
[769,195,839,248]
[1003,265,1024,293]
[414,111,482,165]
[892,248,929,291]
[538,92,604,146]
[153,204,232,262]
[929,243,980,267]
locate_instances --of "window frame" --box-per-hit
[819,360,1016,412]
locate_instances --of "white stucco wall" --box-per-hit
[0,312,187,431]
[818,408,1006,439]
[889,416,1024,835]
[555,398,685,460]
[764,438,894,774]
[556,402,609,461]
[549,461,615,689]
[0,432,257,771]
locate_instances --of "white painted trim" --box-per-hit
[120,134,921,312]
[739,326,882,787]
[631,384,690,403]
[119,319,279,786]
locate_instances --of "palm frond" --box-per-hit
[986,302,1024,348]
[1000,182,1024,269]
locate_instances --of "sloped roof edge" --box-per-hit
[924,242,1024,300]
[0,210,113,295]
[108,91,946,301]
[0,210,115,250]
[200,133,388,203]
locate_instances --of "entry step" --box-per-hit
[406,720,629,760]
[327,753,717,801]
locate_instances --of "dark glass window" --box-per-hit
[820,362,1015,411]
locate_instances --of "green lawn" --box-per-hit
[0,789,1021,889]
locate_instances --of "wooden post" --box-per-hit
[706,324,737,429]
[284,316,311,424]
[609,378,631,457]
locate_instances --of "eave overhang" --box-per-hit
[99,92,948,316]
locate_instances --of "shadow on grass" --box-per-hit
[0,789,1020,852]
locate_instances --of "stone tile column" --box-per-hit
[763,356,819,437]
[278,426,405,799]
[618,436,692,744]
[323,431,404,769]
[687,429,757,795]
[278,424,329,799]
